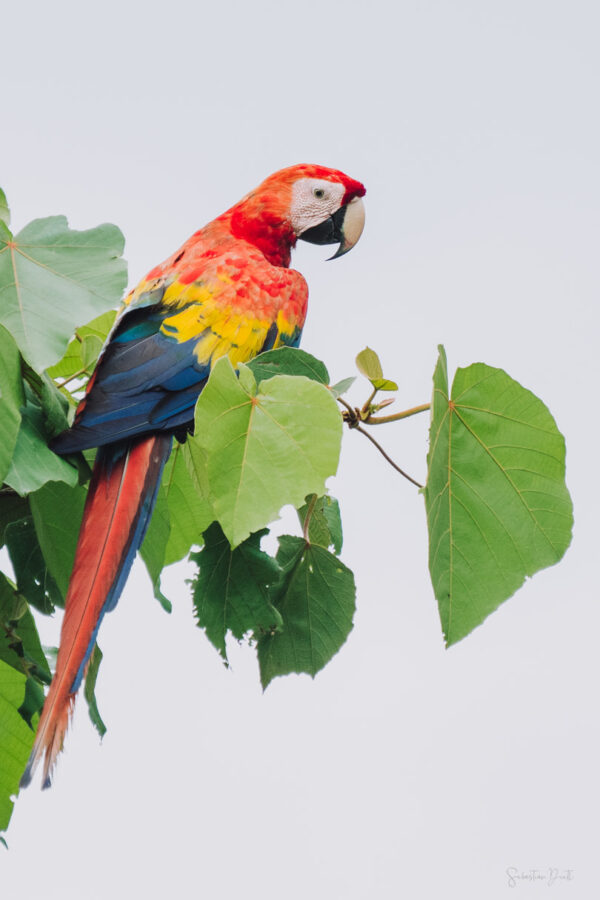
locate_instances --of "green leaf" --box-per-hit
[237,362,256,393]
[424,346,573,647]
[37,375,71,437]
[0,492,29,548]
[355,347,383,382]
[42,645,57,673]
[258,536,356,688]
[18,676,45,728]
[0,572,25,622]
[370,377,398,392]
[30,480,86,596]
[0,577,24,674]
[47,309,117,381]
[321,499,343,555]
[21,364,72,439]
[4,404,79,495]
[246,347,329,385]
[139,493,172,612]
[297,494,343,554]
[355,349,398,392]
[329,376,355,398]
[181,436,211,499]
[81,334,104,369]
[0,659,35,833]
[0,216,127,371]
[160,443,214,564]
[191,358,343,547]
[5,517,63,614]
[12,612,52,685]
[141,442,214,609]
[191,523,283,661]
[84,644,106,739]
[0,325,24,484]
[0,576,52,684]
[0,189,9,229]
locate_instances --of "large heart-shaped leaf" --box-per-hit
[191,523,283,661]
[424,346,573,646]
[190,358,342,547]
[257,536,356,688]
[0,216,126,371]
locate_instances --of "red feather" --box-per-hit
[21,434,171,788]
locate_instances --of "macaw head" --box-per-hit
[229,164,366,266]
[286,165,366,259]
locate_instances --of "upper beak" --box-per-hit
[299,195,366,260]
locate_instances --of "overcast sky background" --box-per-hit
[2,1,599,897]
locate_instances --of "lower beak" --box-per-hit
[299,196,365,260]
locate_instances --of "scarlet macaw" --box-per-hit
[21,164,366,788]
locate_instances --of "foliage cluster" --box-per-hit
[0,190,572,833]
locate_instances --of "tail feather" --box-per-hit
[20,433,172,789]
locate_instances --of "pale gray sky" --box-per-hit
[3,1,599,897]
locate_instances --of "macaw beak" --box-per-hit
[298,195,366,260]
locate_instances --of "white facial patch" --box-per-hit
[290,178,346,235]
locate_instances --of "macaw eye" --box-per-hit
[313,187,326,199]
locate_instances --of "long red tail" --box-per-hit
[20,433,172,789]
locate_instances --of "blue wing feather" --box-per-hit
[52,304,208,453]
[50,298,284,454]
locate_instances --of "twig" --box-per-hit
[56,367,89,389]
[336,396,355,417]
[365,403,430,425]
[361,387,378,416]
[336,396,425,487]
[354,424,423,488]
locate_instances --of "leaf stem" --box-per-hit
[354,425,424,488]
[303,493,318,542]
[336,396,355,416]
[336,396,424,486]
[361,387,378,416]
[365,403,430,425]
[56,367,89,388]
